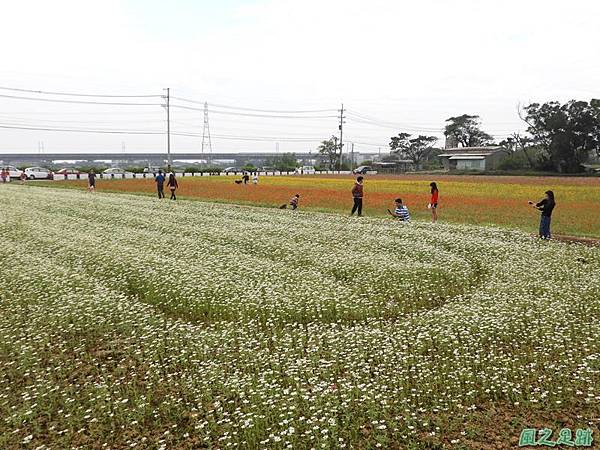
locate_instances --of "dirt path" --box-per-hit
[552,235,600,247]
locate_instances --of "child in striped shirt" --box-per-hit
[388,198,410,222]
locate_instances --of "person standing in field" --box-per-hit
[242,172,250,185]
[0,168,7,183]
[87,169,96,193]
[155,170,166,199]
[529,190,555,239]
[350,176,364,216]
[279,194,300,210]
[167,173,179,200]
[252,173,259,185]
[429,182,439,223]
[388,198,411,222]
[19,170,27,185]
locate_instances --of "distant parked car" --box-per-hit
[223,167,238,173]
[24,167,53,180]
[295,165,316,175]
[352,165,372,175]
[103,168,133,176]
[143,167,161,173]
[1,165,23,179]
[55,168,84,176]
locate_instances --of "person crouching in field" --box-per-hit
[20,170,27,185]
[167,173,178,200]
[280,194,300,210]
[429,182,439,223]
[529,190,555,239]
[350,176,364,216]
[388,198,411,222]
[87,169,96,193]
[155,170,166,199]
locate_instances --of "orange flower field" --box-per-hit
[53,174,600,238]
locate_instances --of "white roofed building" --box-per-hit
[438,146,507,171]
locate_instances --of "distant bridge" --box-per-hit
[0,152,329,165]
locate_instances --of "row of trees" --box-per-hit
[386,100,600,173]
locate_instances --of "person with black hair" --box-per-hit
[529,190,555,239]
[155,170,166,199]
[167,173,179,200]
[388,198,411,222]
[87,169,96,193]
[429,182,439,223]
[279,194,300,210]
[350,176,364,216]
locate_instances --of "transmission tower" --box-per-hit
[201,102,213,163]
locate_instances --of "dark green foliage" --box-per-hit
[264,153,299,171]
[389,133,438,169]
[521,100,600,173]
[444,114,494,147]
[317,136,340,170]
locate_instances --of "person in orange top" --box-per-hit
[429,182,439,223]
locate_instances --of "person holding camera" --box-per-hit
[528,190,555,239]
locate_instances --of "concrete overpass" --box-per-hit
[0,152,323,165]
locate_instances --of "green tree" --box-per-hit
[266,153,298,171]
[498,133,537,168]
[389,133,438,169]
[318,136,339,169]
[520,100,600,173]
[444,114,493,147]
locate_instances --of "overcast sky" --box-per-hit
[1,0,599,155]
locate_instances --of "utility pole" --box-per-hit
[163,88,171,169]
[338,103,345,171]
[351,142,355,171]
[332,136,338,171]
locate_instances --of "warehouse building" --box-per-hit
[438,146,507,171]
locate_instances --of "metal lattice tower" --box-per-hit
[201,102,213,162]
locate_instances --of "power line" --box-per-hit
[0,122,326,142]
[0,124,164,135]
[0,86,161,98]
[170,103,338,119]
[346,112,443,132]
[345,140,390,148]
[171,96,336,113]
[0,93,161,106]
[172,131,321,142]
[0,115,166,125]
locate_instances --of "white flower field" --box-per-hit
[1,186,599,449]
